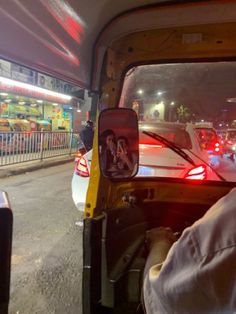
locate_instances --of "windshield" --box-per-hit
[139,123,192,149]
[195,128,218,150]
[120,62,236,182]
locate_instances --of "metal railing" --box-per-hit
[0,131,79,166]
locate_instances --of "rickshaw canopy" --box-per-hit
[1,1,236,90]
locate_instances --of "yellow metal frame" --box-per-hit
[85,8,236,218]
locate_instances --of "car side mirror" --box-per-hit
[0,191,13,314]
[98,108,139,179]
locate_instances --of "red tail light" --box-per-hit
[75,157,90,177]
[184,165,207,180]
[139,143,163,149]
[214,142,221,153]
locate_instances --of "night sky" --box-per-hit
[125,62,236,123]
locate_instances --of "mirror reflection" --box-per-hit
[99,109,139,178]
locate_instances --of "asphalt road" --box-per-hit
[2,155,236,314]
[1,162,83,314]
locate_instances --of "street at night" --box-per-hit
[1,163,83,314]
[1,155,236,313]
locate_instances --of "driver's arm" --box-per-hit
[143,226,210,314]
[143,189,236,314]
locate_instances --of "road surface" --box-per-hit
[1,156,236,314]
[1,162,83,314]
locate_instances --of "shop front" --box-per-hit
[0,58,92,131]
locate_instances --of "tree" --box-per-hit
[176,104,190,122]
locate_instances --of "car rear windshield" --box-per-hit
[195,128,218,146]
[139,126,192,149]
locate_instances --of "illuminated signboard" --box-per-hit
[0,58,80,97]
[0,77,72,104]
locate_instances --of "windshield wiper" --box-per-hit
[143,131,195,166]
[143,131,226,181]
[185,148,226,181]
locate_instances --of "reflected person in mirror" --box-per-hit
[116,136,137,175]
[100,129,118,175]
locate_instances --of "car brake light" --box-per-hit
[139,143,163,149]
[75,157,90,177]
[214,142,221,153]
[184,165,206,180]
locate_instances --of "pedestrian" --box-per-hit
[143,188,236,313]
[79,120,94,151]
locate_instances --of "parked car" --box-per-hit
[72,121,220,211]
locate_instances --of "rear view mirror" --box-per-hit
[98,108,139,179]
[0,191,13,314]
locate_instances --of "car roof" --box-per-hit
[139,121,186,131]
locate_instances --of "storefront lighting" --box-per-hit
[5,99,11,103]
[31,104,37,107]
[0,92,8,96]
[0,76,72,101]
[19,101,25,105]
[69,107,73,109]
[52,103,58,106]
[77,109,81,112]
[37,100,43,103]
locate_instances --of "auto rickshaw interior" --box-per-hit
[83,2,236,313]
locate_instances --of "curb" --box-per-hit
[0,157,75,179]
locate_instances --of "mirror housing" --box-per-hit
[98,108,139,179]
[0,191,13,314]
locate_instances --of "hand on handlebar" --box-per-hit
[146,227,177,250]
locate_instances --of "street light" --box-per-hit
[137,89,143,95]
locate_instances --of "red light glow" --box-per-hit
[139,143,163,149]
[75,157,90,177]
[184,165,207,180]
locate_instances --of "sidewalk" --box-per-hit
[0,155,75,179]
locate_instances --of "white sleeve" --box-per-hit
[144,217,236,314]
[143,227,210,314]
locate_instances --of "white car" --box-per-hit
[72,121,221,211]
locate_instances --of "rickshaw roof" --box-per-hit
[1,1,236,90]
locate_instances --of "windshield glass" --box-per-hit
[139,122,192,149]
[195,128,218,150]
[120,62,236,182]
